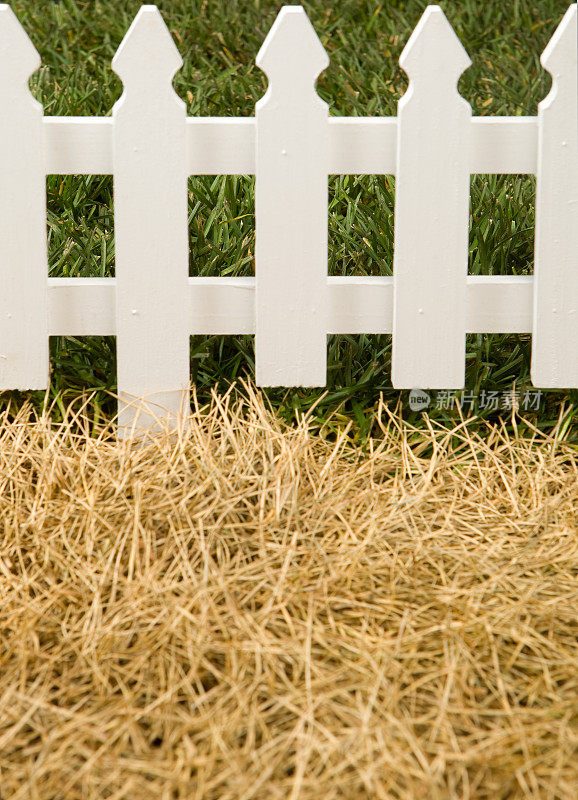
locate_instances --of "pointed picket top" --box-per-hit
[112,5,182,86]
[0,4,41,87]
[540,4,576,79]
[399,6,470,84]
[256,6,328,92]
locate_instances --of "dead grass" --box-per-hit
[0,386,577,800]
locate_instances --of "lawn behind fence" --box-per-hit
[2,0,576,439]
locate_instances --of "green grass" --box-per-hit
[4,0,578,441]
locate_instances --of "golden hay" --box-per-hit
[0,387,577,799]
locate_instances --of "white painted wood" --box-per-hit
[470,118,537,174]
[186,118,254,175]
[189,277,254,334]
[0,5,48,390]
[42,115,539,177]
[327,275,535,334]
[327,276,534,335]
[112,6,190,435]
[48,278,116,335]
[46,274,534,337]
[392,6,472,389]
[48,276,254,336]
[328,118,397,175]
[532,4,578,387]
[44,117,113,174]
[327,277,393,334]
[44,116,256,177]
[255,6,329,386]
[330,117,537,175]
[465,276,533,334]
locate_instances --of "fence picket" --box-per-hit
[0,5,48,390]
[112,6,190,435]
[255,6,329,386]
[531,4,578,387]
[391,6,472,389]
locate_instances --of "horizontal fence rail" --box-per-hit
[0,2,577,436]
[46,276,535,337]
[43,116,539,176]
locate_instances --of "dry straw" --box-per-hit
[1,385,577,799]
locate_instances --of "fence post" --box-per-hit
[531,5,578,388]
[391,7,471,389]
[255,6,329,387]
[0,6,48,390]
[112,6,190,436]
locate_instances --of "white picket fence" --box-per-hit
[0,3,577,435]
